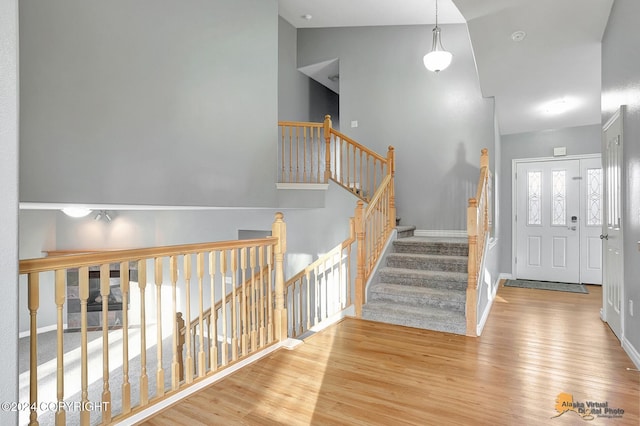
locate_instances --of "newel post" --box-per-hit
[480,148,489,169]
[323,114,332,183]
[354,201,366,317]
[466,198,478,337]
[272,212,288,341]
[387,146,396,231]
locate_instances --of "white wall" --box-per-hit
[602,0,640,361]
[19,0,278,208]
[0,0,19,422]
[297,24,496,231]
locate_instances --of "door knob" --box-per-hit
[568,226,577,231]
[600,234,609,240]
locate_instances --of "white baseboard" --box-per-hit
[19,324,62,339]
[476,283,499,336]
[275,183,329,190]
[622,337,640,370]
[310,305,355,334]
[414,229,467,238]
[498,273,514,281]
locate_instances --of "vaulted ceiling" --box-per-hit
[278,0,614,135]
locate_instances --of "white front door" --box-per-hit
[516,160,581,283]
[602,108,624,340]
[580,157,604,284]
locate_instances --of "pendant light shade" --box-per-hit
[423,0,452,73]
[423,27,452,72]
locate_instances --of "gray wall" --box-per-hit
[278,16,311,122]
[0,0,19,421]
[278,17,338,125]
[499,124,602,274]
[20,0,278,208]
[602,0,640,356]
[298,24,495,231]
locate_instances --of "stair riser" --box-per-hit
[397,229,415,238]
[369,291,465,312]
[386,256,467,273]
[393,243,469,256]
[361,310,466,335]
[378,273,467,291]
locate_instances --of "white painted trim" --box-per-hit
[116,341,288,425]
[498,272,514,281]
[310,305,355,334]
[281,338,304,350]
[275,183,329,190]
[477,279,498,336]
[414,229,467,238]
[19,324,63,339]
[622,337,640,370]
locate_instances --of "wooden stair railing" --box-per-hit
[284,217,357,337]
[466,148,491,337]
[279,115,391,202]
[176,264,271,381]
[278,115,396,317]
[18,212,287,426]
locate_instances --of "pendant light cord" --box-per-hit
[435,0,439,27]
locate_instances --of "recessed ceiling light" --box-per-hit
[301,14,312,20]
[511,30,526,42]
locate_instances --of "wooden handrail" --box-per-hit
[20,237,278,274]
[19,214,286,425]
[329,129,388,164]
[466,148,491,337]
[277,120,324,128]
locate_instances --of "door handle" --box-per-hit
[567,226,577,231]
[600,234,609,240]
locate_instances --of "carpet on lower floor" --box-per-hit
[504,279,589,294]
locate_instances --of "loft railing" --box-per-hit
[18,213,287,426]
[284,218,356,338]
[278,116,395,316]
[279,115,390,202]
[176,264,271,382]
[466,148,491,337]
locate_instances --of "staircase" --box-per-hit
[362,226,468,335]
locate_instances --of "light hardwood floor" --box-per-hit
[140,285,639,425]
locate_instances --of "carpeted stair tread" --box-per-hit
[362,302,466,335]
[393,237,469,256]
[378,267,467,290]
[363,232,469,335]
[369,283,465,311]
[386,252,468,272]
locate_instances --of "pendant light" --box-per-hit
[423,0,453,72]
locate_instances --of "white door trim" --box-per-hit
[511,153,602,279]
[602,106,625,341]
